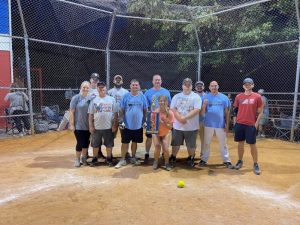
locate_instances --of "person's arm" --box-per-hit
[255,106,263,129]
[112,112,118,132]
[200,99,208,115]
[4,93,10,102]
[69,109,75,131]
[88,113,95,134]
[224,107,230,133]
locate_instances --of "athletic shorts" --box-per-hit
[145,133,152,138]
[121,128,143,144]
[171,129,197,149]
[74,130,90,151]
[91,129,114,148]
[234,123,256,144]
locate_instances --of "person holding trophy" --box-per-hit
[151,95,174,171]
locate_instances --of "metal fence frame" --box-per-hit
[1,0,299,141]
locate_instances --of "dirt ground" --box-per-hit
[0,131,300,225]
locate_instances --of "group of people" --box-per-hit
[69,73,264,175]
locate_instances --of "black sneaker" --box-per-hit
[169,155,176,163]
[224,162,235,169]
[144,153,150,163]
[253,162,261,175]
[198,160,207,167]
[125,152,131,160]
[235,160,243,170]
[90,157,98,167]
[106,159,113,167]
[187,155,195,167]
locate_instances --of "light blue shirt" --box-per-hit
[203,93,230,128]
[144,87,171,111]
[121,92,148,130]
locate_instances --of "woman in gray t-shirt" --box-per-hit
[4,83,30,135]
[69,81,91,167]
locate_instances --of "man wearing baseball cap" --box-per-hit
[89,73,100,97]
[169,78,202,167]
[108,75,129,137]
[233,77,263,175]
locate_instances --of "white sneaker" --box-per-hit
[130,157,141,166]
[74,158,81,167]
[115,159,127,169]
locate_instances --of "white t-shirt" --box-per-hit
[88,95,117,130]
[170,91,202,131]
[88,88,99,98]
[107,87,129,112]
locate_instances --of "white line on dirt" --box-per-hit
[0,172,112,205]
[231,185,300,209]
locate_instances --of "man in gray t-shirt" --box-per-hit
[88,81,118,166]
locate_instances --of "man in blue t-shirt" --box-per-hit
[143,74,171,163]
[199,81,234,169]
[115,79,148,169]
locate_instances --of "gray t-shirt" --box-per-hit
[88,88,98,98]
[5,91,29,113]
[88,95,117,130]
[70,94,91,130]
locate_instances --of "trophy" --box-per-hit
[146,96,159,134]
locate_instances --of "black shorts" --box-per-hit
[146,133,152,138]
[234,123,256,144]
[74,130,90,151]
[121,128,143,144]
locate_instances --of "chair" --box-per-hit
[271,113,299,140]
[5,108,19,135]
[41,105,61,130]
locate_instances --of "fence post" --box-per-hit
[106,9,117,89]
[16,0,34,134]
[291,0,300,141]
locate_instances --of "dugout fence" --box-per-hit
[0,0,299,141]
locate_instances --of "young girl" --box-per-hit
[151,95,174,171]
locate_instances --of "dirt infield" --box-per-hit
[0,131,300,225]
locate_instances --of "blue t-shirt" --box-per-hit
[203,93,231,128]
[121,92,148,130]
[144,87,171,111]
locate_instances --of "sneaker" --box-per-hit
[81,156,88,166]
[130,157,141,166]
[187,155,195,167]
[125,152,131,160]
[169,155,177,164]
[106,159,113,167]
[74,158,81,167]
[235,160,243,170]
[90,157,98,167]
[144,153,150,163]
[153,160,159,170]
[198,160,207,167]
[224,161,235,169]
[253,163,261,175]
[261,134,266,138]
[165,163,172,171]
[115,159,127,169]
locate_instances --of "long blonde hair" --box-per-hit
[158,95,170,118]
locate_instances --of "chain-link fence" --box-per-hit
[0,0,299,141]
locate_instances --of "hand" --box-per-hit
[89,126,95,134]
[112,126,117,133]
[224,127,229,134]
[179,116,187,124]
[69,124,75,131]
[143,122,147,129]
[203,99,208,105]
[255,122,259,129]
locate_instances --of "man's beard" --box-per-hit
[115,84,122,88]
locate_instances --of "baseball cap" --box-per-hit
[258,89,265,94]
[97,81,106,87]
[114,75,123,80]
[243,78,254,84]
[195,81,204,86]
[183,78,193,85]
[90,73,100,81]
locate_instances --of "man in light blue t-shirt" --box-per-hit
[143,74,171,163]
[115,79,148,169]
[199,81,234,169]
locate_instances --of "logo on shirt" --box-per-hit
[241,98,255,105]
[94,103,112,112]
